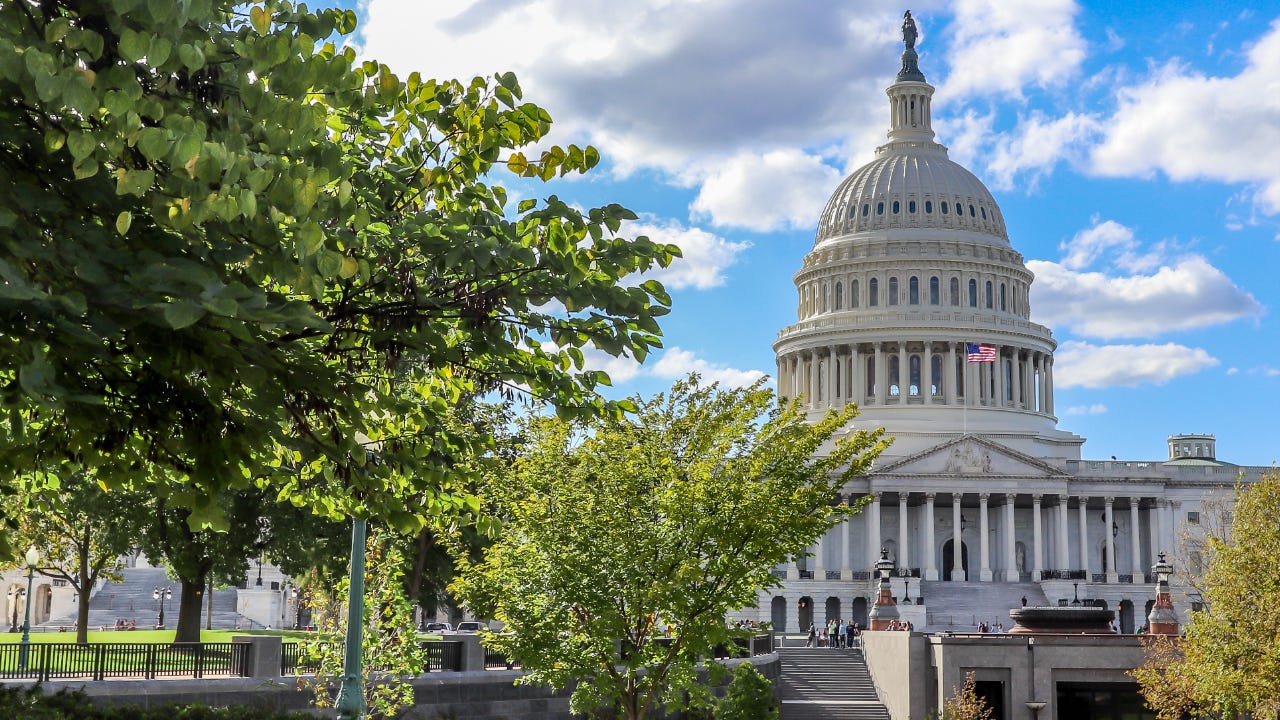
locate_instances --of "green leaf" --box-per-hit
[136,127,170,161]
[162,301,206,329]
[115,211,132,235]
[118,29,150,63]
[67,131,96,161]
[250,6,272,35]
[115,167,155,196]
[178,44,204,71]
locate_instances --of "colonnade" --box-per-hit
[776,342,1054,415]
[787,491,1182,584]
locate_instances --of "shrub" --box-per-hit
[715,662,779,720]
[0,686,315,720]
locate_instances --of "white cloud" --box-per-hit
[985,112,1100,190]
[1057,219,1168,273]
[1054,341,1219,388]
[629,218,751,290]
[650,348,767,388]
[689,150,843,231]
[1064,404,1108,416]
[1090,18,1280,214]
[941,0,1087,98]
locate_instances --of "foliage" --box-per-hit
[715,662,779,720]
[305,527,426,720]
[1133,471,1280,719]
[0,684,313,719]
[0,0,676,531]
[931,672,993,720]
[1129,635,1197,720]
[453,375,887,720]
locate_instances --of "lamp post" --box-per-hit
[334,517,369,720]
[19,545,40,671]
[867,548,900,631]
[1147,552,1179,635]
[1072,582,1081,606]
[153,586,172,629]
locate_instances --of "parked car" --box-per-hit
[455,621,486,633]
[423,622,453,634]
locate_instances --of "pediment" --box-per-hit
[872,435,1067,478]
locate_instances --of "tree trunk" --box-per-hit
[173,577,206,643]
[77,545,92,645]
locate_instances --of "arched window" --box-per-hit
[888,354,900,396]
[999,283,1006,312]
[866,356,876,397]
[980,206,987,220]
[820,283,827,313]
[968,279,978,307]
[956,202,964,215]
[888,277,899,305]
[909,200,917,213]
[876,201,885,215]
[869,278,879,306]
[929,276,940,305]
[835,281,843,310]
[925,200,933,214]
[969,204,976,217]
[909,354,921,396]
[931,354,942,396]
[909,277,919,305]
[985,281,993,309]
[941,202,949,215]
[949,277,960,305]
[862,204,870,217]
[851,279,860,308]
[892,200,900,214]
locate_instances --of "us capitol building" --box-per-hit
[754,23,1269,635]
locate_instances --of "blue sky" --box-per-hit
[335,1,1280,466]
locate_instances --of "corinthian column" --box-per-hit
[924,493,938,581]
[1130,499,1142,583]
[1105,497,1118,584]
[979,493,991,581]
[1031,494,1043,581]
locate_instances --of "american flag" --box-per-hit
[966,343,996,363]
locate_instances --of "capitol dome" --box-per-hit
[773,27,1083,461]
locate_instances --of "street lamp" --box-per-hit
[1072,582,1081,606]
[19,546,40,671]
[153,586,172,629]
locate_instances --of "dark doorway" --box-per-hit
[1057,682,1156,719]
[1119,599,1134,634]
[973,681,1006,720]
[850,597,869,628]
[798,597,814,633]
[942,539,969,581]
[825,597,841,625]
[771,596,787,633]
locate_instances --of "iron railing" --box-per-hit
[280,642,321,675]
[0,642,248,681]
[421,640,464,672]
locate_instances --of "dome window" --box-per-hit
[929,277,940,305]
[862,203,870,217]
[876,202,885,215]
[925,200,933,214]
[955,202,963,215]
[985,281,993,309]
[908,276,919,305]
[869,278,879,306]
[909,200,917,213]
[851,279,859,308]
[968,279,977,307]
[940,202,948,215]
[980,206,987,220]
[1000,283,1007,312]
[949,277,960,305]
[969,204,976,217]
[835,281,843,310]
[892,200,900,214]
[888,277,899,306]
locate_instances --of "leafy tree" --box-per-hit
[716,662,779,720]
[932,672,994,720]
[8,471,146,643]
[1133,471,1280,719]
[453,375,888,720]
[0,0,676,531]
[1129,635,1197,720]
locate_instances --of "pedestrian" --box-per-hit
[1021,596,1028,607]
[807,623,817,648]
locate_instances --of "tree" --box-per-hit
[0,0,677,530]
[1132,471,1280,719]
[932,672,994,720]
[8,471,146,643]
[452,375,888,720]
[716,662,779,720]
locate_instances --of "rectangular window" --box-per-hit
[1186,511,1200,524]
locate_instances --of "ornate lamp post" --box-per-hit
[334,516,369,719]
[19,546,40,671]
[1147,552,1179,635]
[153,586,172,629]
[867,548,900,631]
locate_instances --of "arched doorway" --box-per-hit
[850,597,869,628]
[825,597,841,625]
[798,597,814,633]
[771,596,787,633]
[1119,599,1135,634]
[942,539,969,581]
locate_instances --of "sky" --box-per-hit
[333,1,1280,466]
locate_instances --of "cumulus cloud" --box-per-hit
[985,111,1100,190]
[576,346,765,389]
[1054,341,1219,388]
[1064,404,1108,416]
[629,218,751,290]
[1089,18,1280,213]
[689,150,843,231]
[1057,219,1167,272]
[942,0,1087,98]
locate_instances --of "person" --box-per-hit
[806,623,817,648]
[128,618,136,630]
[1021,595,1028,607]
[978,621,988,633]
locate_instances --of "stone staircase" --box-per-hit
[40,567,247,630]
[776,646,890,720]
[919,580,1048,632]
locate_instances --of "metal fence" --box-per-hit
[422,640,463,672]
[280,642,321,676]
[0,642,249,681]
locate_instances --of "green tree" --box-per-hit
[8,472,146,643]
[931,672,994,720]
[452,375,888,720]
[716,662,779,720]
[1133,471,1280,719]
[0,0,676,530]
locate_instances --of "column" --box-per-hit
[1077,497,1090,576]
[851,345,863,406]
[1130,499,1142,583]
[945,343,958,405]
[840,511,851,580]
[1045,357,1055,415]
[896,340,907,404]
[1031,494,1043,581]
[776,357,786,399]
[1034,354,1045,412]
[808,351,819,407]
[951,493,964,581]
[1004,494,1017,581]
[1155,498,1168,560]
[1057,496,1070,571]
[1011,349,1022,408]
[924,493,938,581]
[994,346,1006,408]
[923,342,933,405]
[898,493,910,573]
[874,343,886,405]
[814,530,826,577]
[867,493,882,571]
[1105,497,1118,583]
[979,493,992,581]
[787,555,799,581]
[826,346,836,409]
[1170,500,1182,557]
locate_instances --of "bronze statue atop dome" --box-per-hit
[902,10,918,49]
